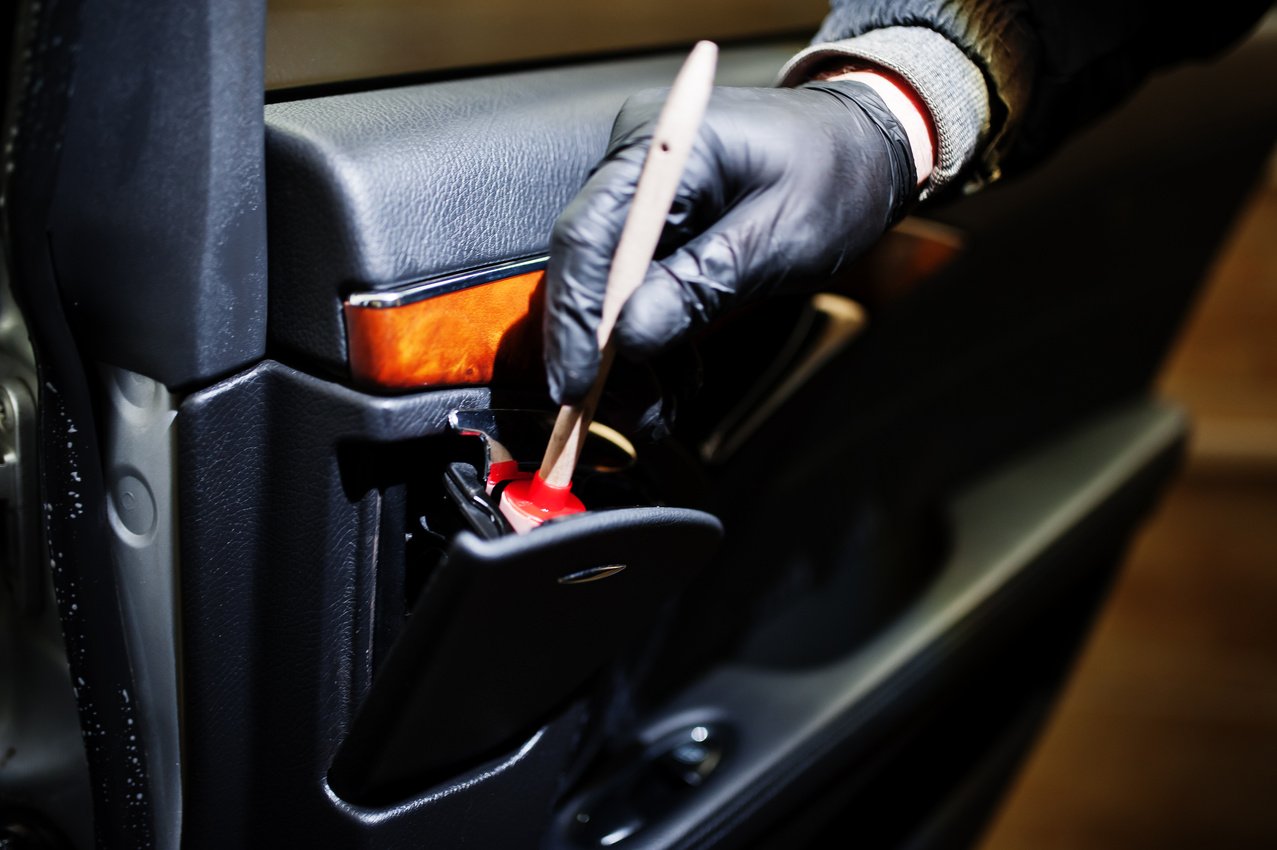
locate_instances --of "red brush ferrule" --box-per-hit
[528,472,576,511]
[498,471,586,533]
[486,459,525,488]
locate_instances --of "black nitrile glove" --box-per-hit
[544,80,917,406]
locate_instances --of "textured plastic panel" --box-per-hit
[45,0,267,389]
[177,360,594,847]
[263,43,800,373]
[98,367,181,849]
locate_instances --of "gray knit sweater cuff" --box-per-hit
[778,27,991,198]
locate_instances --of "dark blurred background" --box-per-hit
[979,158,1277,850]
[264,0,825,89]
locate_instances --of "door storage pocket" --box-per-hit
[328,506,722,805]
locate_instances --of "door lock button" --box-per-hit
[564,724,728,847]
[657,727,723,788]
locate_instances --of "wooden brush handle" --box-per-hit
[539,41,718,488]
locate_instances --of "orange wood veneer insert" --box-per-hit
[345,268,545,390]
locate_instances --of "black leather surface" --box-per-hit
[264,44,800,374]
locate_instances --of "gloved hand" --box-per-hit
[544,79,918,406]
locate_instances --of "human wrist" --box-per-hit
[825,69,934,187]
[799,79,917,225]
[778,27,991,198]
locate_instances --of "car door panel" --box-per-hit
[565,402,1184,849]
[263,44,802,376]
[3,1,1275,846]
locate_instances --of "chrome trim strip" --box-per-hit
[558,564,628,585]
[346,255,549,310]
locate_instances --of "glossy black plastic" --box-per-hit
[330,507,723,804]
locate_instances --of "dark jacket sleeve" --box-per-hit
[814,0,1270,183]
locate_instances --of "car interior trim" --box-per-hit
[608,401,1186,848]
[346,255,549,310]
[99,366,183,850]
[345,260,549,390]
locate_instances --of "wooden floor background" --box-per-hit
[979,170,1277,849]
